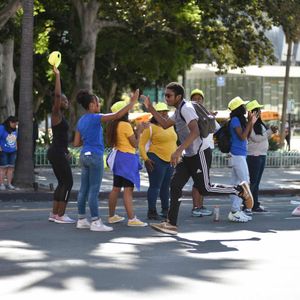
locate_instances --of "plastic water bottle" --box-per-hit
[213,205,220,222]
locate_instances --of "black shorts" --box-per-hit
[113,175,134,188]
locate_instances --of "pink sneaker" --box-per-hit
[55,214,76,224]
[292,206,300,216]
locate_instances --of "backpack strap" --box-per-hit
[179,100,187,123]
[178,100,203,151]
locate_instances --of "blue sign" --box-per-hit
[217,76,225,87]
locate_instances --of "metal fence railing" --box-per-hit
[211,149,300,168]
[35,147,80,167]
[34,147,300,168]
[265,150,300,168]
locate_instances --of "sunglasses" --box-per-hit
[164,93,175,98]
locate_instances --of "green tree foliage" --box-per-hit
[195,0,275,72]
[265,0,300,42]
[31,1,75,119]
[13,0,279,118]
[94,1,202,109]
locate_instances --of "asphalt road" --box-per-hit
[1,195,300,299]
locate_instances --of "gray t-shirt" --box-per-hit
[170,100,202,157]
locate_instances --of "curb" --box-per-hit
[1,189,300,202]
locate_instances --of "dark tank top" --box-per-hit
[50,116,69,153]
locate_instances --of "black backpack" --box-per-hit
[179,101,216,138]
[214,120,231,153]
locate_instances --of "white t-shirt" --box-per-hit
[200,120,221,151]
[170,100,202,156]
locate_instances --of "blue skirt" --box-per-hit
[113,151,142,191]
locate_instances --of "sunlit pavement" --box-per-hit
[33,166,300,194]
[1,195,300,299]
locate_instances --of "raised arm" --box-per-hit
[51,66,62,125]
[235,112,257,140]
[101,89,139,123]
[141,95,175,129]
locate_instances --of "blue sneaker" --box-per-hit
[159,209,168,219]
[191,206,213,217]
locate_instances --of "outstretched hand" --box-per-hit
[130,89,140,105]
[140,95,152,110]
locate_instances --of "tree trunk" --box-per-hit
[71,30,98,122]
[14,0,34,187]
[0,39,16,122]
[69,0,101,132]
[0,0,21,123]
[104,81,118,112]
[0,0,21,29]
[70,0,124,128]
[279,39,292,149]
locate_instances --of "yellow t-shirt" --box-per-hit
[115,121,136,154]
[139,124,177,162]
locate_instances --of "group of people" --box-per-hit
[46,65,298,234]
[47,66,149,231]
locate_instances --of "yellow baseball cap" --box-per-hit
[228,96,247,111]
[190,89,204,98]
[48,51,62,68]
[246,100,264,111]
[154,102,169,111]
[111,101,127,113]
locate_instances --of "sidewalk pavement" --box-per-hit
[0,166,299,202]
[33,166,300,197]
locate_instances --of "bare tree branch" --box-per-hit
[71,0,100,30]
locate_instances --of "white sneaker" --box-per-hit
[241,211,252,221]
[55,214,76,224]
[6,184,16,190]
[90,219,113,232]
[48,212,57,222]
[77,218,91,229]
[228,211,248,223]
[292,206,300,216]
[0,184,6,190]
